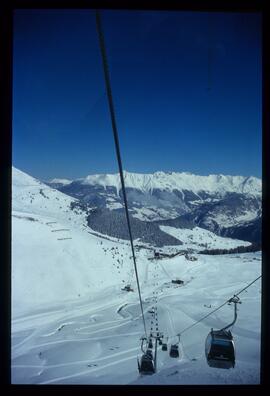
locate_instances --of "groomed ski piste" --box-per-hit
[12,167,261,384]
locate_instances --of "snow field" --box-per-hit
[159,225,251,250]
[12,247,261,384]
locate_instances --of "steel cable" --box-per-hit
[177,275,262,336]
[95,10,147,338]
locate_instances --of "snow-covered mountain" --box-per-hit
[77,171,261,196]
[12,167,261,384]
[47,170,262,245]
[13,168,87,225]
[12,167,135,315]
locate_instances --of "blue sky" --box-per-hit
[13,9,262,180]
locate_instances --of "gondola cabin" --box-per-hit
[205,329,235,369]
[162,343,168,351]
[169,344,179,358]
[138,353,155,375]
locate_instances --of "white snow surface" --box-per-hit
[213,211,259,228]
[132,206,180,221]
[106,201,123,210]
[159,226,251,251]
[11,167,261,385]
[81,170,261,197]
[12,167,87,227]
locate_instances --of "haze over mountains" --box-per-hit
[47,170,261,246]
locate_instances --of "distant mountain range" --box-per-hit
[46,170,262,245]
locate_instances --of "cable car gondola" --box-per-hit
[205,329,235,369]
[162,343,167,351]
[169,344,179,358]
[205,296,240,369]
[138,353,155,375]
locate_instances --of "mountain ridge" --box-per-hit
[12,167,261,245]
[47,170,261,197]
[44,168,262,245]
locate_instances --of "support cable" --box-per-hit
[95,9,147,338]
[177,275,261,337]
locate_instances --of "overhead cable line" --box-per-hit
[177,275,262,337]
[95,10,147,338]
[234,275,262,296]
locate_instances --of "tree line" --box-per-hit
[198,242,261,255]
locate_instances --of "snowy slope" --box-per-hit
[12,213,137,316]
[159,226,251,251]
[12,251,261,385]
[12,167,136,316]
[12,167,86,227]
